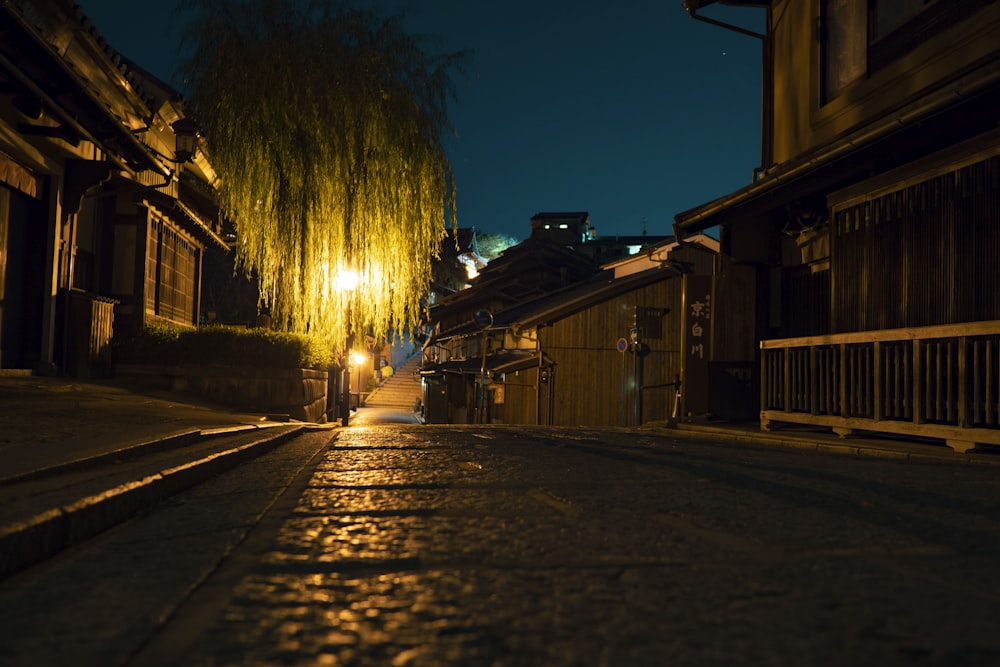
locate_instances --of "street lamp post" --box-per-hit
[341,338,353,427]
[473,310,493,424]
[351,350,367,410]
[336,270,359,427]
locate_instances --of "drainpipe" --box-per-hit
[683,3,765,40]
[536,333,543,426]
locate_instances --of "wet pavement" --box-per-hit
[349,406,421,426]
[4,422,1000,666]
[1,370,1000,664]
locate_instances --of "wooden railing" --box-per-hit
[760,321,1000,452]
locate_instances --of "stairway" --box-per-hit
[363,354,423,411]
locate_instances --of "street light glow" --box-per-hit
[335,270,359,292]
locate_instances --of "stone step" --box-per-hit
[365,354,423,408]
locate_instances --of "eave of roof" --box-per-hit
[430,265,682,343]
[144,189,229,251]
[508,266,680,332]
[0,2,165,173]
[676,63,1000,234]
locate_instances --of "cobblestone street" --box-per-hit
[4,424,1000,666]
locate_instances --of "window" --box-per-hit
[822,0,987,103]
[872,0,931,41]
[823,0,868,99]
[146,217,199,325]
[869,0,984,71]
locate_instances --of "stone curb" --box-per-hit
[0,425,309,581]
[0,423,293,486]
[654,424,1000,466]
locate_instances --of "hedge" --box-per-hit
[117,322,333,370]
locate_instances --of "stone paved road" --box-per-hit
[5,424,1000,666]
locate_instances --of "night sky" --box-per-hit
[77,1,764,241]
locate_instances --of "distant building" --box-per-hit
[419,228,721,425]
[428,227,488,304]
[529,211,671,264]
[529,211,593,245]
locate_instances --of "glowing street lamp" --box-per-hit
[335,269,359,292]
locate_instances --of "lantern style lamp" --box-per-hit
[171,118,199,163]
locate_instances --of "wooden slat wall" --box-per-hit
[831,155,1000,333]
[499,367,539,425]
[531,276,684,427]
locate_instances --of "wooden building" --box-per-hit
[675,0,1000,450]
[421,235,718,426]
[0,1,227,376]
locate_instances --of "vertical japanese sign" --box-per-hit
[682,275,712,417]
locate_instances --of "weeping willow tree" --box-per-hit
[180,0,463,354]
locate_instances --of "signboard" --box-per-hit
[682,275,712,416]
[616,337,629,353]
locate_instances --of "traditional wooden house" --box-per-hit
[421,234,718,426]
[421,237,603,422]
[0,1,227,376]
[675,0,1000,450]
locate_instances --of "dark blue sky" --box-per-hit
[78,1,764,241]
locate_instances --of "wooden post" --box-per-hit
[782,347,791,413]
[957,336,968,428]
[839,343,847,417]
[913,339,925,425]
[810,345,818,415]
[873,341,882,422]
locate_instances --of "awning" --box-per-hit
[420,351,547,377]
[492,352,544,374]
[419,358,483,376]
[676,70,1000,234]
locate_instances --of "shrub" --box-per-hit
[116,321,184,366]
[117,323,333,370]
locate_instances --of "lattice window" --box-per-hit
[145,217,199,325]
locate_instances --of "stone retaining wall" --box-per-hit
[115,364,329,423]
